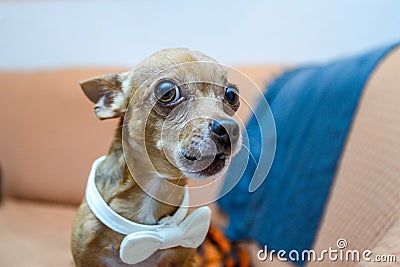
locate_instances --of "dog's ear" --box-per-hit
[79,72,129,120]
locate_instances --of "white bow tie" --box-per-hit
[85,156,212,265]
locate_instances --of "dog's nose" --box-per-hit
[209,119,240,145]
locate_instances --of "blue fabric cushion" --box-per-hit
[218,42,399,265]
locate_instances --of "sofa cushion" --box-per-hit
[309,46,400,266]
[0,199,76,266]
[0,70,119,204]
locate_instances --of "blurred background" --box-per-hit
[1,0,400,70]
[1,1,400,266]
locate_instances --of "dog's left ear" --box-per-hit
[79,72,129,120]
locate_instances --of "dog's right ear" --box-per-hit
[80,72,128,120]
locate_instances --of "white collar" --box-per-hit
[85,156,212,264]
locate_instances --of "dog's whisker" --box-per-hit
[115,123,131,128]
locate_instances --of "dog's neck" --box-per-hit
[94,119,187,225]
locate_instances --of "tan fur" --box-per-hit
[71,48,241,266]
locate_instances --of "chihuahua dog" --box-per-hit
[71,48,242,267]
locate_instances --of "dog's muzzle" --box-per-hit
[178,118,241,177]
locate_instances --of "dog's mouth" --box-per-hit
[181,151,227,177]
[198,152,226,177]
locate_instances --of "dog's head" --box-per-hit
[80,48,242,180]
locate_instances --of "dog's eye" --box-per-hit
[155,81,181,104]
[225,87,239,107]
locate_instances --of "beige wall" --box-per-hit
[1,1,400,70]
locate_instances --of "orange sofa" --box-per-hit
[1,48,399,266]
